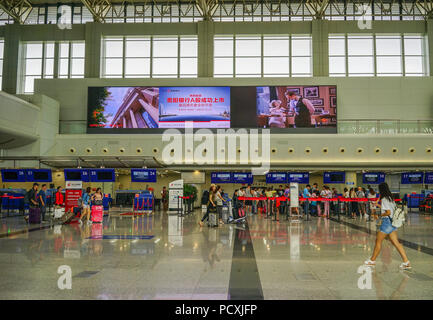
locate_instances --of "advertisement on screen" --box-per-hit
[401,172,424,184]
[362,172,386,184]
[159,87,230,128]
[256,86,337,129]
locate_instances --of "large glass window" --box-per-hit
[21,41,54,93]
[214,35,312,77]
[101,36,197,78]
[329,34,428,77]
[59,41,85,78]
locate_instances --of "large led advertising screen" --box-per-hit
[87,85,337,133]
[256,86,337,129]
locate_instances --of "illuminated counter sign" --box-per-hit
[211,172,232,184]
[288,172,309,184]
[1,169,26,182]
[26,169,52,182]
[362,172,385,184]
[425,172,433,184]
[232,172,253,184]
[323,171,345,184]
[266,172,288,184]
[131,169,157,183]
[401,172,424,184]
[64,169,90,182]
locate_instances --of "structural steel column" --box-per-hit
[197,20,214,77]
[312,19,329,77]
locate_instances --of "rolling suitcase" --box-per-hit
[222,206,229,223]
[208,212,218,227]
[61,209,75,224]
[29,207,41,224]
[92,205,103,223]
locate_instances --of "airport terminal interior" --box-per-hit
[1,0,433,301]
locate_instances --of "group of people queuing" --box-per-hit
[343,186,379,220]
[24,183,105,224]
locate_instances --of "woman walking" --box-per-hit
[364,183,411,269]
[79,187,92,225]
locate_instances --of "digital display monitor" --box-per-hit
[131,169,157,183]
[401,172,423,184]
[65,171,82,181]
[324,172,345,184]
[362,172,386,184]
[2,171,18,181]
[88,85,337,133]
[90,169,115,182]
[256,86,337,129]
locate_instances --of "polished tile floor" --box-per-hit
[0,209,432,300]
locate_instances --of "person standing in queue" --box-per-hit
[199,185,217,227]
[285,90,315,128]
[38,184,48,222]
[215,185,226,225]
[302,185,312,217]
[364,183,411,269]
[27,183,40,223]
[161,186,169,211]
[55,186,64,208]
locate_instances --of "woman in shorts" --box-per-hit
[364,183,411,269]
[79,187,92,225]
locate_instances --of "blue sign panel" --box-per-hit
[64,169,90,181]
[25,169,52,182]
[211,172,232,184]
[90,169,115,182]
[401,172,423,184]
[425,172,433,184]
[288,172,309,184]
[131,169,157,182]
[362,172,386,184]
[266,172,288,184]
[232,172,253,184]
[1,169,26,182]
[323,171,345,184]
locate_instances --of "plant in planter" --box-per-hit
[183,184,198,212]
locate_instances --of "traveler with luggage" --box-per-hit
[27,183,41,224]
[90,188,104,223]
[356,187,367,219]
[79,187,92,225]
[215,185,226,225]
[38,184,48,222]
[161,186,169,211]
[199,185,217,227]
[364,182,411,270]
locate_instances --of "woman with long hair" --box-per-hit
[364,183,411,269]
[79,187,92,225]
[349,187,357,219]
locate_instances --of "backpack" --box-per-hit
[24,189,32,205]
[391,202,407,228]
[201,190,209,205]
